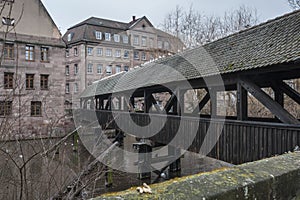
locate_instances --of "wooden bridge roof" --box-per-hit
[80,10,300,98]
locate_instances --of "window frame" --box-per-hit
[133,35,139,45]
[106,65,112,75]
[26,74,35,90]
[0,101,12,117]
[115,49,121,58]
[25,45,35,61]
[114,34,120,42]
[141,36,147,47]
[87,63,93,74]
[4,72,13,89]
[40,47,49,62]
[97,64,102,74]
[122,35,129,43]
[97,48,103,56]
[115,65,121,73]
[105,49,112,57]
[4,43,14,59]
[134,51,139,60]
[87,47,93,56]
[105,33,111,41]
[40,74,49,90]
[74,64,78,75]
[65,83,70,94]
[31,101,42,117]
[95,31,102,40]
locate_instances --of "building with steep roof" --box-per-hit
[62,16,185,107]
[0,0,66,137]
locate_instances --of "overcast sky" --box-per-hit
[41,0,292,35]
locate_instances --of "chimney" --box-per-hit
[132,16,136,21]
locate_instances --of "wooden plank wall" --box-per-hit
[78,110,300,165]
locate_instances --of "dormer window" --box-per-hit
[105,33,111,41]
[95,31,102,40]
[67,33,73,42]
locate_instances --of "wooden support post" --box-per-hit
[168,146,181,173]
[104,95,112,110]
[136,143,152,179]
[144,90,152,113]
[237,81,248,120]
[240,77,299,124]
[209,88,217,118]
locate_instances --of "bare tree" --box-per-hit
[288,0,300,9]
[161,5,259,48]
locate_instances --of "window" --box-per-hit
[97,48,103,56]
[95,31,102,40]
[105,33,111,41]
[65,65,69,75]
[67,33,73,41]
[164,41,170,49]
[115,65,121,73]
[65,83,70,93]
[124,50,129,59]
[87,47,93,56]
[141,52,146,60]
[122,35,128,43]
[97,64,102,74]
[0,101,12,116]
[106,49,112,57]
[141,37,147,46]
[40,75,49,90]
[115,49,121,58]
[25,45,34,61]
[134,51,139,60]
[66,49,69,57]
[158,41,163,49]
[106,65,112,75]
[40,47,49,62]
[74,47,78,56]
[133,35,139,45]
[26,74,34,90]
[114,34,120,42]
[74,64,78,75]
[4,72,13,89]
[74,83,78,93]
[124,66,129,72]
[149,38,154,48]
[31,101,42,116]
[4,43,14,59]
[87,63,93,73]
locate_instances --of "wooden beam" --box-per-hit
[164,93,177,113]
[192,92,210,114]
[240,78,299,124]
[209,88,217,118]
[279,81,300,105]
[104,95,112,110]
[237,81,248,120]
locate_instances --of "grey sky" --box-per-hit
[41,0,292,35]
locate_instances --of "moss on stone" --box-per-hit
[92,152,300,200]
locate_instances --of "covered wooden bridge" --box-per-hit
[77,10,300,166]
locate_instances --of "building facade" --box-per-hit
[62,16,185,108]
[0,0,66,137]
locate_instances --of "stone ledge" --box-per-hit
[93,152,300,200]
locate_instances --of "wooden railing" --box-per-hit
[75,109,300,164]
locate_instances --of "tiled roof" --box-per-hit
[69,17,130,30]
[80,10,300,98]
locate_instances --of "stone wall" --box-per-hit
[94,152,300,200]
